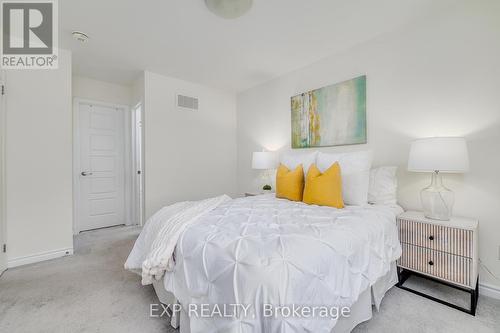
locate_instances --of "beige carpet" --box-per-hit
[1,226,499,333]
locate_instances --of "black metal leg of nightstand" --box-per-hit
[396,268,479,316]
[470,277,479,316]
[397,267,411,287]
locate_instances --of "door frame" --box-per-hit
[131,102,145,226]
[0,71,6,274]
[72,98,136,234]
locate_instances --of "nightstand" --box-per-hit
[244,192,274,197]
[396,211,479,315]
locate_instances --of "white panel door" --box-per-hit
[0,73,6,273]
[77,102,126,233]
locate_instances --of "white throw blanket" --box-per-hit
[125,194,231,285]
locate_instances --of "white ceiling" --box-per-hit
[60,0,456,92]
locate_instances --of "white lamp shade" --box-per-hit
[408,137,469,173]
[252,152,278,170]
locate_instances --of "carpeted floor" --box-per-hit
[0,226,499,333]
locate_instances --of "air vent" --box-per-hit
[177,94,199,111]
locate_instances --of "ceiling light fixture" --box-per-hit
[72,31,89,43]
[205,0,253,19]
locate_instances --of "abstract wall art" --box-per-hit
[291,75,366,148]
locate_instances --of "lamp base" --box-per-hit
[420,171,454,221]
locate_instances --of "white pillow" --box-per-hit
[316,151,373,205]
[280,151,317,176]
[368,166,398,205]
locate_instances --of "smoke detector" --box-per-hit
[205,0,253,19]
[72,31,89,43]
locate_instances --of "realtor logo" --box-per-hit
[1,0,58,69]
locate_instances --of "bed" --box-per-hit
[127,193,402,333]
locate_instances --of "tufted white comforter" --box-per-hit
[156,194,402,333]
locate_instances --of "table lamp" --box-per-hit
[408,137,469,221]
[252,151,278,192]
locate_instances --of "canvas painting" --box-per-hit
[291,75,366,148]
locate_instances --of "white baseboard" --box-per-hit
[8,248,74,268]
[479,282,500,300]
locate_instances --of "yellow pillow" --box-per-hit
[276,164,304,201]
[303,163,344,208]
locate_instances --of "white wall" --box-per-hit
[131,73,145,108]
[5,49,74,266]
[73,76,132,106]
[143,71,237,218]
[237,1,500,290]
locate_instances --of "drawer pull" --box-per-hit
[428,260,434,266]
[428,235,434,241]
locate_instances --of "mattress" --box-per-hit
[162,194,402,333]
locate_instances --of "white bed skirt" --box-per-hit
[152,262,398,333]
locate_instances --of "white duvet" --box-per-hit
[127,194,402,333]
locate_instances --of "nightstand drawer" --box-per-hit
[398,217,473,258]
[398,244,473,287]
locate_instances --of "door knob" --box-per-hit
[81,171,93,176]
